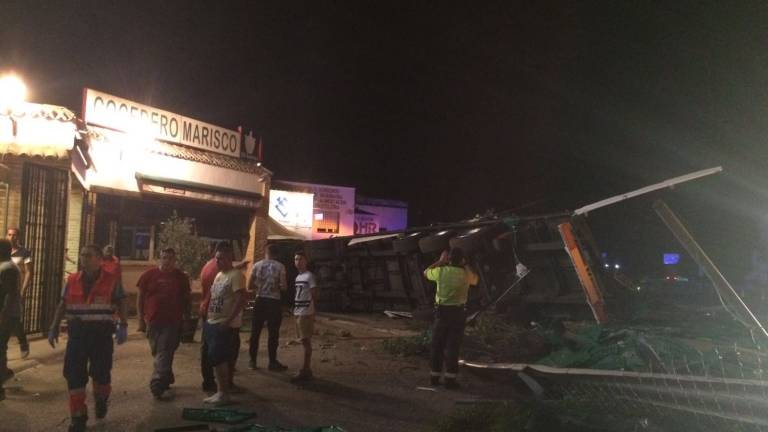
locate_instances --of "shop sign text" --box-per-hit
[83,88,240,157]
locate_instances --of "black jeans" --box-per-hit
[8,317,28,351]
[430,305,466,376]
[0,321,10,377]
[249,298,283,364]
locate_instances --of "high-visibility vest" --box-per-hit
[64,269,117,322]
[101,257,121,277]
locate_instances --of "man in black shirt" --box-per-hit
[0,239,20,401]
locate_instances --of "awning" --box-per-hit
[347,233,399,246]
[0,103,78,159]
[136,173,263,209]
[267,216,306,240]
[79,127,269,205]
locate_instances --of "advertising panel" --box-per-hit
[269,189,314,233]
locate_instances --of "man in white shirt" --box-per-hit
[291,251,318,383]
[247,244,287,371]
[202,244,245,405]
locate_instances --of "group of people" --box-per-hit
[1,229,478,432]
[40,241,318,432]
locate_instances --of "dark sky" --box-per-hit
[3,1,768,280]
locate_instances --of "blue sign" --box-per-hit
[663,253,680,265]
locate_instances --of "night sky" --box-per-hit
[3,1,768,281]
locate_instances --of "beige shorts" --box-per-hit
[295,315,315,340]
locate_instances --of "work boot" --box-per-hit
[268,361,288,371]
[67,415,87,432]
[95,396,109,419]
[444,378,461,390]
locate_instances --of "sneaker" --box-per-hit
[249,360,258,370]
[202,382,217,394]
[95,396,108,419]
[203,392,231,406]
[444,378,461,390]
[268,361,288,372]
[290,369,313,383]
[430,376,441,386]
[68,416,88,432]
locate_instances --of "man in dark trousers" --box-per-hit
[424,248,478,389]
[48,245,129,432]
[0,239,20,402]
[199,242,224,393]
[137,248,190,399]
[6,228,30,359]
[248,244,288,371]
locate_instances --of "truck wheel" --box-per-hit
[393,232,422,254]
[418,230,455,254]
[449,223,508,254]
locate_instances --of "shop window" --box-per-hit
[314,211,339,234]
[119,226,151,260]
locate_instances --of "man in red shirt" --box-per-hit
[136,248,190,399]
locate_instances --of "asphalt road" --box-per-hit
[1,314,484,432]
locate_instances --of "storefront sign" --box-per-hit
[83,88,240,157]
[274,181,356,239]
[269,189,314,230]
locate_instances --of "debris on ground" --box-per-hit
[224,425,346,432]
[384,311,413,319]
[182,408,257,424]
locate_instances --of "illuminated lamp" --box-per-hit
[0,74,27,109]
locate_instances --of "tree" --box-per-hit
[158,212,209,279]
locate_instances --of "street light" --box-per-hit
[0,74,27,108]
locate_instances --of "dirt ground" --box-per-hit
[0,313,514,432]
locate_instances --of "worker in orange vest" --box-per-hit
[48,244,128,432]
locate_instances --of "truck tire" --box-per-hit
[393,232,422,254]
[449,223,508,254]
[418,230,455,254]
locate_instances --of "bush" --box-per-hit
[382,329,432,357]
[158,212,210,279]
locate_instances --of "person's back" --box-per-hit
[426,265,478,306]
[248,250,288,371]
[252,258,286,300]
[0,262,20,318]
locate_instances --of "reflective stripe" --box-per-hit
[444,372,458,378]
[430,371,442,377]
[66,303,112,310]
[66,314,114,321]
